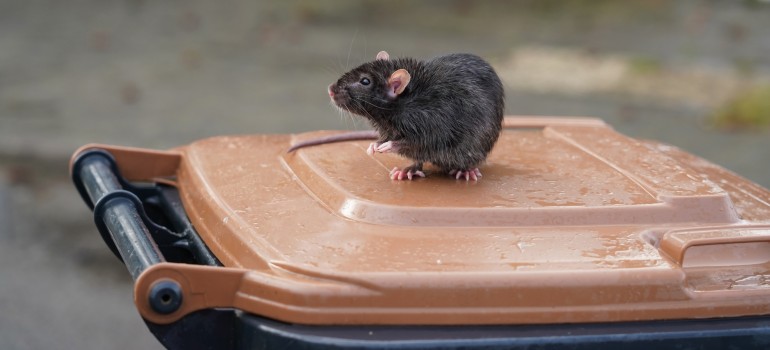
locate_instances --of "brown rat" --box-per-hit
[288,50,504,181]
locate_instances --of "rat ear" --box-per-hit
[376,51,390,61]
[387,69,411,98]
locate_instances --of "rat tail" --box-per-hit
[287,130,379,153]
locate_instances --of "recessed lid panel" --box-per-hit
[280,119,736,227]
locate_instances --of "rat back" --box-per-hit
[389,53,505,171]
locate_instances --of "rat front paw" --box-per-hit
[367,141,399,155]
[449,168,482,181]
[390,166,426,181]
[376,141,400,154]
[366,142,379,155]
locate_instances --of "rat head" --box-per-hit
[328,51,411,120]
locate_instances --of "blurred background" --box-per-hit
[1,1,769,349]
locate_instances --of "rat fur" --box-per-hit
[289,51,504,181]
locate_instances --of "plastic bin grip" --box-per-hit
[74,152,164,279]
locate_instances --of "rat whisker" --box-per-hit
[331,101,347,122]
[346,29,358,70]
[330,101,356,127]
[343,109,355,127]
[363,32,367,63]
[350,96,392,111]
[341,107,358,128]
[321,63,340,77]
[348,111,359,127]
[329,100,341,116]
[348,98,378,120]
[334,51,344,73]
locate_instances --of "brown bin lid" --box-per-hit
[76,116,770,326]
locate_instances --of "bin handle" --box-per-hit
[71,150,165,279]
[71,147,225,317]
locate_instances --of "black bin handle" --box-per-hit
[71,150,164,280]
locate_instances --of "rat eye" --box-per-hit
[360,78,371,86]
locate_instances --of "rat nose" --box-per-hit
[327,83,335,98]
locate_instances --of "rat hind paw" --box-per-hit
[449,168,482,181]
[389,166,426,181]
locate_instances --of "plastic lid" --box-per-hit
[81,117,770,326]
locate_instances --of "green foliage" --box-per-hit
[712,85,770,130]
[628,56,663,76]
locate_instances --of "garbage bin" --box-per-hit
[70,116,770,349]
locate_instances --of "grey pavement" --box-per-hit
[1,1,769,349]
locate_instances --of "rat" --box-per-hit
[287,50,504,181]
